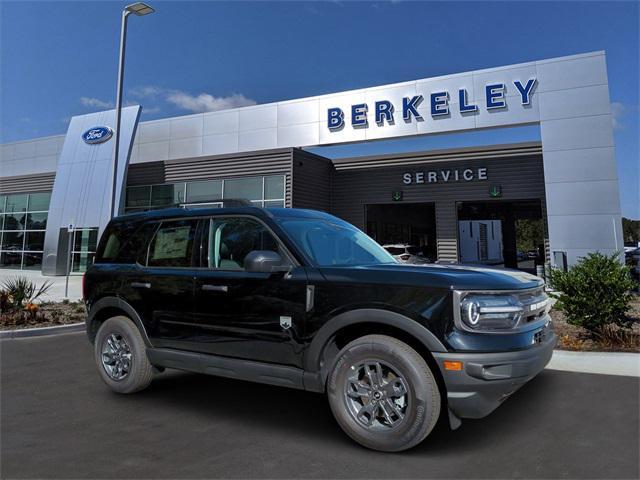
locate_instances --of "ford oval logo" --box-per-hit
[82,126,113,144]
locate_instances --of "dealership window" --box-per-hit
[71,228,98,273]
[125,175,286,213]
[0,192,51,270]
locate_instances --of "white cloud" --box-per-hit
[130,85,165,98]
[166,91,256,113]
[611,101,625,130]
[128,85,256,114]
[80,96,113,109]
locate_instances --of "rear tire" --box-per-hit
[94,316,153,394]
[327,334,441,452]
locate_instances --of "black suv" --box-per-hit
[84,206,556,452]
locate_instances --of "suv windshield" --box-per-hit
[279,218,396,267]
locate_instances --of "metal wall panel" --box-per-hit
[170,115,203,139]
[202,133,239,156]
[42,106,141,275]
[239,128,278,151]
[0,172,56,194]
[168,137,203,159]
[291,149,333,212]
[126,162,166,186]
[0,135,64,178]
[542,147,618,183]
[203,110,240,135]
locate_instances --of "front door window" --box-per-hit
[200,217,282,270]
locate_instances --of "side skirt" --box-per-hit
[147,347,309,391]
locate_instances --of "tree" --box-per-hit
[622,218,640,244]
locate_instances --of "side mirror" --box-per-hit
[244,250,289,273]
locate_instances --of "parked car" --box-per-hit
[625,246,640,284]
[382,243,430,264]
[527,249,539,259]
[84,206,556,452]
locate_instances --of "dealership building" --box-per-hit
[0,51,624,275]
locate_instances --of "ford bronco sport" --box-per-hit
[84,206,556,452]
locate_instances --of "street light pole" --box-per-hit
[110,9,130,219]
[110,2,155,219]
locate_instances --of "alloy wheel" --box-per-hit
[343,360,409,430]
[101,332,132,381]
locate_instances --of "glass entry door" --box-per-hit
[71,228,98,273]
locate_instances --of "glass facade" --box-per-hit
[71,228,99,273]
[125,175,286,213]
[0,192,51,270]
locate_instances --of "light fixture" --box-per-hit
[125,2,155,16]
[110,2,155,219]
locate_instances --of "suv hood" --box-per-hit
[319,263,543,291]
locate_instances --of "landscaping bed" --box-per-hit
[551,296,640,353]
[0,300,86,331]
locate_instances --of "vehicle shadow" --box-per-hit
[143,368,349,443]
[140,366,559,452]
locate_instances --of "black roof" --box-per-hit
[113,206,336,224]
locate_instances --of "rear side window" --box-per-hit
[96,221,154,264]
[147,220,197,268]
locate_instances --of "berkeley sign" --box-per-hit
[327,78,537,130]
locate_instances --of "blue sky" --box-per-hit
[1,1,638,218]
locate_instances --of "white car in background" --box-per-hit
[383,244,431,264]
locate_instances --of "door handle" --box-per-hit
[201,284,228,292]
[131,282,151,289]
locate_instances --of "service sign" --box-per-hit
[82,126,114,144]
[327,79,537,131]
[403,167,488,184]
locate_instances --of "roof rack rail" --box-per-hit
[175,198,255,209]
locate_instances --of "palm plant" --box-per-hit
[1,276,53,312]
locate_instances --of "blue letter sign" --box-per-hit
[486,83,506,109]
[514,78,537,105]
[375,100,394,125]
[326,77,537,131]
[402,95,424,121]
[351,104,368,127]
[327,107,344,130]
[458,89,478,112]
[430,92,449,116]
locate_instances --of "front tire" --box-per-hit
[94,316,153,394]
[327,334,441,452]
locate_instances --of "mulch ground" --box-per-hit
[550,296,640,353]
[0,301,86,330]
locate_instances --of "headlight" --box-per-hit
[456,288,549,333]
[459,294,524,330]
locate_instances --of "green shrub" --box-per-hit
[548,252,637,334]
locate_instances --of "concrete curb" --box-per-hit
[0,322,85,339]
[547,350,640,377]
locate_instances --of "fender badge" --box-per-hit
[280,316,292,329]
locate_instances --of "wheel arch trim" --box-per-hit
[303,308,448,374]
[86,297,151,346]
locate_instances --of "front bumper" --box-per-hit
[433,331,557,420]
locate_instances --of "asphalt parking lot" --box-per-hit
[2,332,639,479]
